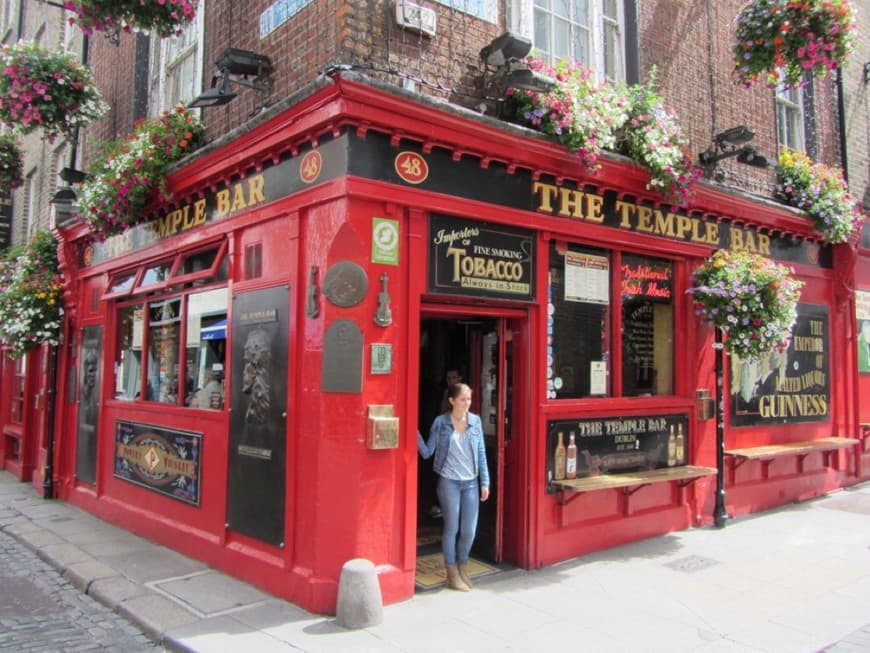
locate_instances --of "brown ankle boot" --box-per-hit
[457,561,473,589]
[445,564,470,591]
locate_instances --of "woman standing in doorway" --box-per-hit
[418,382,490,591]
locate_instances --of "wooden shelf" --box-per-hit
[552,465,717,505]
[724,437,857,476]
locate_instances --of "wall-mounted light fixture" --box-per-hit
[480,32,555,96]
[50,167,89,228]
[189,47,273,109]
[698,126,770,178]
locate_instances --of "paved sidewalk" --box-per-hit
[3,470,870,652]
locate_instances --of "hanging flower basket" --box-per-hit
[733,0,856,88]
[63,0,198,38]
[0,41,109,141]
[0,133,24,190]
[775,147,861,244]
[688,249,803,361]
[0,231,63,359]
[76,105,204,241]
[505,59,699,206]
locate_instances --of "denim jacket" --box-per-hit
[418,412,490,488]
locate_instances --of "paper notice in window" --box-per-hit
[590,361,607,395]
[565,251,609,304]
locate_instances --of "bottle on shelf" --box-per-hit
[675,423,685,464]
[554,431,566,481]
[667,424,676,467]
[566,431,577,479]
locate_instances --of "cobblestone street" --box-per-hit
[0,530,164,652]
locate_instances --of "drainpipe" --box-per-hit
[42,345,57,498]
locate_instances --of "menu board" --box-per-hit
[565,251,609,304]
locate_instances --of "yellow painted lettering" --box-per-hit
[654,209,675,237]
[230,184,247,213]
[534,182,558,214]
[584,193,604,223]
[193,198,207,226]
[636,205,653,232]
[216,189,230,216]
[615,200,634,228]
[248,175,265,205]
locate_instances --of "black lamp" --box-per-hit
[51,186,78,228]
[189,47,272,109]
[698,126,770,177]
[481,32,555,95]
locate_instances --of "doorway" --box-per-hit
[417,307,524,572]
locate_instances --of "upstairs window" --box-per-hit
[775,83,804,152]
[513,0,636,82]
[148,6,203,111]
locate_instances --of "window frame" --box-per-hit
[148,2,204,112]
[775,82,805,152]
[113,277,228,409]
[101,238,227,302]
[547,239,678,401]
[511,0,635,82]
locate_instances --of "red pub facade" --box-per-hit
[1,0,868,615]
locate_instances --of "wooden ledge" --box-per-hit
[725,437,856,461]
[725,437,857,475]
[552,465,717,505]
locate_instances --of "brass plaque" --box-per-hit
[323,261,368,307]
[322,319,363,393]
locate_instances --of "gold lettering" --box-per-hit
[636,205,653,232]
[193,198,207,226]
[216,189,230,216]
[676,214,692,239]
[181,204,194,231]
[585,192,604,223]
[248,174,265,205]
[705,221,719,245]
[654,209,675,237]
[230,184,247,213]
[615,200,634,228]
[534,182,558,214]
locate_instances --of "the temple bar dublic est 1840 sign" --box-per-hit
[428,214,535,302]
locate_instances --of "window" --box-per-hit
[149,6,203,111]
[775,83,804,152]
[516,0,634,81]
[2,0,17,36]
[114,287,227,409]
[547,242,675,399]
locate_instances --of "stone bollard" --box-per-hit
[335,558,383,629]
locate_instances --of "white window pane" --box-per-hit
[554,19,571,59]
[553,0,570,18]
[602,0,617,18]
[574,0,589,24]
[573,26,589,64]
[534,9,551,59]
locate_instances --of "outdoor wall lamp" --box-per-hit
[698,126,770,177]
[189,47,273,109]
[50,167,88,228]
[480,32,555,95]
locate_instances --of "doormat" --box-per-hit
[415,553,498,591]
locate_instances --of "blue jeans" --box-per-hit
[437,476,480,565]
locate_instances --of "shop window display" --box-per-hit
[114,287,227,408]
[547,242,674,399]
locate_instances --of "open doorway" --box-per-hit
[416,310,522,588]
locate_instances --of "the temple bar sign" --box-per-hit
[428,214,535,302]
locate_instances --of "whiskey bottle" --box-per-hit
[667,425,676,467]
[675,424,685,464]
[566,432,578,479]
[554,431,567,481]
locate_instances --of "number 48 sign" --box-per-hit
[394,151,429,185]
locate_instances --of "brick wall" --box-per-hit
[79,0,861,205]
